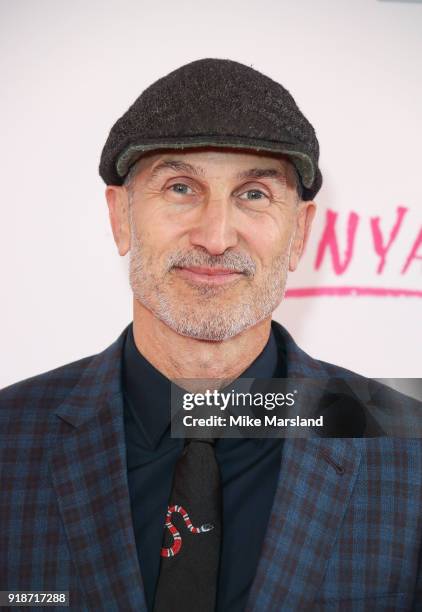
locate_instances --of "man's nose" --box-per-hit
[188,198,238,255]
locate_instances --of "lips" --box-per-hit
[180,267,239,275]
[174,266,243,285]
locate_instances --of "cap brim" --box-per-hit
[116,136,316,189]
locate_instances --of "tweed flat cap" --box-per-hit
[99,58,322,200]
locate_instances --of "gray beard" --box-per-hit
[129,227,291,342]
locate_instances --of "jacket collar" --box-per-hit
[54,324,130,428]
[54,321,294,430]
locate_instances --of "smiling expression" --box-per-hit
[108,147,315,341]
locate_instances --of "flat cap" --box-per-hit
[99,58,322,200]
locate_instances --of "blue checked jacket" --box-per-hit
[1,321,421,612]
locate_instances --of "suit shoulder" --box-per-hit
[0,354,95,408]
[313,356,418,401]
[313,357,369,381]
[314,358,422,451]
[272,320,372,384]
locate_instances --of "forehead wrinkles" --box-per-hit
[146,157,291,186]
[149,159,206,181]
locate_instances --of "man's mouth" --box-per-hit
[173,266,244,285]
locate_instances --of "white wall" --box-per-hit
[1,0,421,388]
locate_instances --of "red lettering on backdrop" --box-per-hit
[370,206,408,273]
[286,204,422,297]
[401,228,422,274]
[314,209,359,274]
[285,286,422,298]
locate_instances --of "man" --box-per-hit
[1,58,421,612]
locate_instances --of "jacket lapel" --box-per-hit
[246,436,362,610]
[245,322,363,610]
[49,325,148,611]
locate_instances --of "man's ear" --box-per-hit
[105,186,131,256]
[289,200,316,271]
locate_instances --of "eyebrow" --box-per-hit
[148,160,205,181]
[235,167,288,184]
[147,160,289,186]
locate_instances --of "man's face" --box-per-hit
[108,148,315,341]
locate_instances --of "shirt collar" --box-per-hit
[122,321,285,450]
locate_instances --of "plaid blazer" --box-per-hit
[1,321,421,612]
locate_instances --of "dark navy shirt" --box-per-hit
[122,322,285,612]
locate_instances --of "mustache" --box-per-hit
[166,249,256,277]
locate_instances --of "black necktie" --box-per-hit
[153,438,222,612]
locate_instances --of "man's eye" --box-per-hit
[239,189,268,202]
[169,183,193,195]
